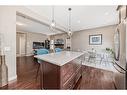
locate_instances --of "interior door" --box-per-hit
[20,33,26,55]
[16,33,26,56]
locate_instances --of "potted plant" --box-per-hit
[105,48,115,61]
[106,48,114,55]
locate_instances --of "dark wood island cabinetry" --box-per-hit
[35,51,84,89]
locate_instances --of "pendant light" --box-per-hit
[68,8,72,37]
[50,6,55,52]
[50,6,56,31]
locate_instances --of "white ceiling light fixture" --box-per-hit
[50,6,56,31]
[77,20,81,23]
[16,22,24,26]
[105,12,109,15]
[67,8,73,37]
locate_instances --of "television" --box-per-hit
[54,39,64,44]
[33,42,44,49]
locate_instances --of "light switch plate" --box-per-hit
[4,47,11,52]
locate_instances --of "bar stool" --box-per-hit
[34,49,49,79]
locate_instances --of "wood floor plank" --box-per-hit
[75,66,115,89]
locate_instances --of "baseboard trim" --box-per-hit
[8,75,17,84]
[16,54,33,57]
[25,54,33,56]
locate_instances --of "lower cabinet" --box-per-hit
[60,56,82,89]
[41,55,83,89]
[61,67,82,89]
[62,75,75,89]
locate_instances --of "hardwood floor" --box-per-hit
[75,66,115,89]
[1,56,115,90]
[1,56,41,89]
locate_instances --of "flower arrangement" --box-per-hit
[106,48,114,55]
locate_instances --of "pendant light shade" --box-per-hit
[50,6,56,31]
[68,29,72,37]
[68,8,72,37]
[51,21,55,27]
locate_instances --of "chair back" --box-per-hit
[88,51,96,58]
[36,49,49,55]
[35,49,49,64]
[55,48,62,52]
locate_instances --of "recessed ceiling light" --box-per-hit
[105,12,109,15]
[77,20,81,23]
[16,22,24,26]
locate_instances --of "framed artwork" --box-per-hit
[89,34,102,45]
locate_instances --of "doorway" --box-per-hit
[16,32,27,56]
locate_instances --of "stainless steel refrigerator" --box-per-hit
[113,20,127,89]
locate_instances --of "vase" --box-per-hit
[0,55,8,87]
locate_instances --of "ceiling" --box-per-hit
[16,15,63,35]
[16,6,118,35]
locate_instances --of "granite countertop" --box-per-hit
[34,51,84,66]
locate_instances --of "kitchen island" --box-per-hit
[34,51,84,89]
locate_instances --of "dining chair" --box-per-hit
[82,50,89,63]
[55,48,62,52]
[100,51,111,66]
[88,50,96,63]
[96,49,111,66]
[34,49,49,79]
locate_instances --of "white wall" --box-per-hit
[0,6,17,81]
[72,25,116,51]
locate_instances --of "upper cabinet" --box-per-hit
[117,5,127,24]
